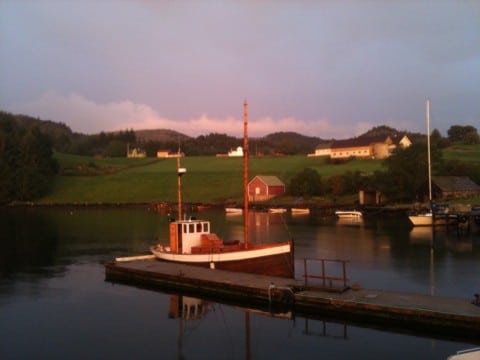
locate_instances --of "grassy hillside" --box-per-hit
[37,154,382,204]
[36,144,480,205]
[443,144,480,163]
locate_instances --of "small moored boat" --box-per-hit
[335,210,363,219]
[291,208,310,215]
[268,208,287,214]
[225,207,243,214]
[408,211,433,226]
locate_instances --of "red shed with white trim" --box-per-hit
[248,175,285,201]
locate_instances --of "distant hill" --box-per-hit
[0,111,74,151]
[359,125,425,143]
[262,131,325,146]
[260,131,325,154]
[135,129,191,142]
[1,110,432,156]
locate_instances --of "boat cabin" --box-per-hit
[169,219,211,254]
[169,218,242,254]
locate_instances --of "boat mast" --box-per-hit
[243,100,249,248]
[177,147,186,220]
[426,98,432,203]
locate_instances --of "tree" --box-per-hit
[104,140,127,157]
[288,168,322,197]
[430,128,450,148]
[0,115,58,203]
[381,142,442,202]
[16,127,58,200]
[328,175,345,196]
[0,116,20,202]
[447,125,479,144]
[465,130,480,145]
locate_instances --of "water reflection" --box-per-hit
[0,208,61,278]
[1,207,479,359]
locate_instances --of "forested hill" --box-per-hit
[1,110,462,157]
[135,128,191,143]
[359,125,425,143]
[261,132,325,153]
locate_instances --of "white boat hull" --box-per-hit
[335,210,363,219]
[151,242,294,277]
[448,348,480,360]
[225,208,243,214]
[408,214,433,226]
[291,208,310,214]
[151,243,291,263]
[268,208,287,214]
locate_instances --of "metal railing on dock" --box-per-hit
[302,258,350,292]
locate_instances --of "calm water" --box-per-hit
[1,207,479,359]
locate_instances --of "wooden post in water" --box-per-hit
[243,100,249,248]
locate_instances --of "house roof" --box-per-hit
[432,176,480,192]
[251,175,285,187]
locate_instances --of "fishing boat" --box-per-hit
[150,101,294,278]
[408,99,434,226]
[335,210,363,219]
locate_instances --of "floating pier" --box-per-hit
[433,204,480,234]
[105,257,480,342]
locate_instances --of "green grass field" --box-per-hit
[37,154,384,204]
[36,146,480,205]
[443,144,480,163]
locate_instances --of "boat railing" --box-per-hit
[302,258,350,292]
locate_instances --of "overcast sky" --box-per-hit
[1,1,479,138]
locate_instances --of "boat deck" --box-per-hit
[105,257,480,342]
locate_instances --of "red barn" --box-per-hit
[248,175,285,201]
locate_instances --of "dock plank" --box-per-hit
[105,258,480,341]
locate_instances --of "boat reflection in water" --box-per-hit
[167,293,353,360]
[409,225,474,253]
[169,295,209,321]
[409,226,434,245]
[336,217,364,227]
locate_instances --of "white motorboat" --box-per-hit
[335,210,363,219]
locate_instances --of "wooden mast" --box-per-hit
[243,100,249,248]
[177,147,186,221]
[177,154,182,220]
[426,98,432,203]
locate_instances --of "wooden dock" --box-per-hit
[105,256,480,342]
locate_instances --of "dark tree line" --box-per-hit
[0,112,58,203]
[447,125,480,144]
[2,110,478,157]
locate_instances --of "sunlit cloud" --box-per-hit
[10,92,359,139]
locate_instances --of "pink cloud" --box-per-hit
[10,92,382,139]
